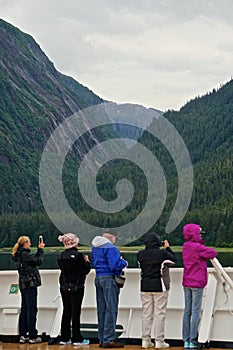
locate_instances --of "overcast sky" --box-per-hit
[1,0,233,111]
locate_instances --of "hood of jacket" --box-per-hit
[91,236,111,247]
[145,233,162,249]
[183,223,203,243]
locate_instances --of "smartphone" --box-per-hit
[39,235,43,244]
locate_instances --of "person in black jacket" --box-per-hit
[12,235,45,344]
[137,233,176,349]
[57,233,91,346]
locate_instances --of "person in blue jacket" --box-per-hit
[91,229,128,348]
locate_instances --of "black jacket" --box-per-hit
[13,247,44,289]
[57,248,91,288]
[137,234,176,292]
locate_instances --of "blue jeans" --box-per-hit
[182,287,204,344]
[19,287,38,339]
[95,276,120,344]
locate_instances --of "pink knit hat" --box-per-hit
[58,233,79,249]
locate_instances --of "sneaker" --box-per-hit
[142,340,154,348]
[60,339,72,345]
[189,342,197,349]
[19,336,29,343]
[184,342,190,348]
[73,339,90,346]
[155,341,170,348]
[29,336,42,344]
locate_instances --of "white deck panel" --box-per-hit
[0,267,232,342]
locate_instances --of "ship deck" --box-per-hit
[0,344,228,350]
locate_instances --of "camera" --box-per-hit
[39,235,43,244]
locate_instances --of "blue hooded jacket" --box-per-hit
[91,236,127,276]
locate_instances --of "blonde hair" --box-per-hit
[12,236,30,256]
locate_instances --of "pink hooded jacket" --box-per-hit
[182,223,217,288]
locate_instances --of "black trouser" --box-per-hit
[19,287,38,339]
[60,287,84,342]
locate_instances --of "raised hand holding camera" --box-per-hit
[38,235,45,248]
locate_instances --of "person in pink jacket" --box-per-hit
[182,223,217,349]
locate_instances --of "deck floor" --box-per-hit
[0,343,228,350]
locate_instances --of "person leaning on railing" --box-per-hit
[182,223,217,349]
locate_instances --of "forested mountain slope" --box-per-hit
[137,81,233,245]
[87,81,233,246]
[0,18,232,247]
[0,19,161,246]
[62,81,233,247]
[0,19,105,214]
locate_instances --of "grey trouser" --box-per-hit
[140,291,168,342]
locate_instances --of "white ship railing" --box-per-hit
[0,266,232,344]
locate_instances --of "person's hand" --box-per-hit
[164,240,170,248]
[84,255,90,262]
[38,242,45,249]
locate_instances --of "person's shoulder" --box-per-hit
[58,249,66,256]
[104,242,114,249]
[20,248,30,257]
[67,248,80,256]
[13,251,20,261]
[183,240,199,247]
[59,249,75,259]
[137,249,145,258]
[20,248,28,253]
[105,243,120,255]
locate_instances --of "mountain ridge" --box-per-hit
[0,18,232,247]
[0,19,160,215]
[0,18,107,214]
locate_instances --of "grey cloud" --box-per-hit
[1,0,233,110]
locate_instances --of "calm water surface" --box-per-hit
[1,251,233,270]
